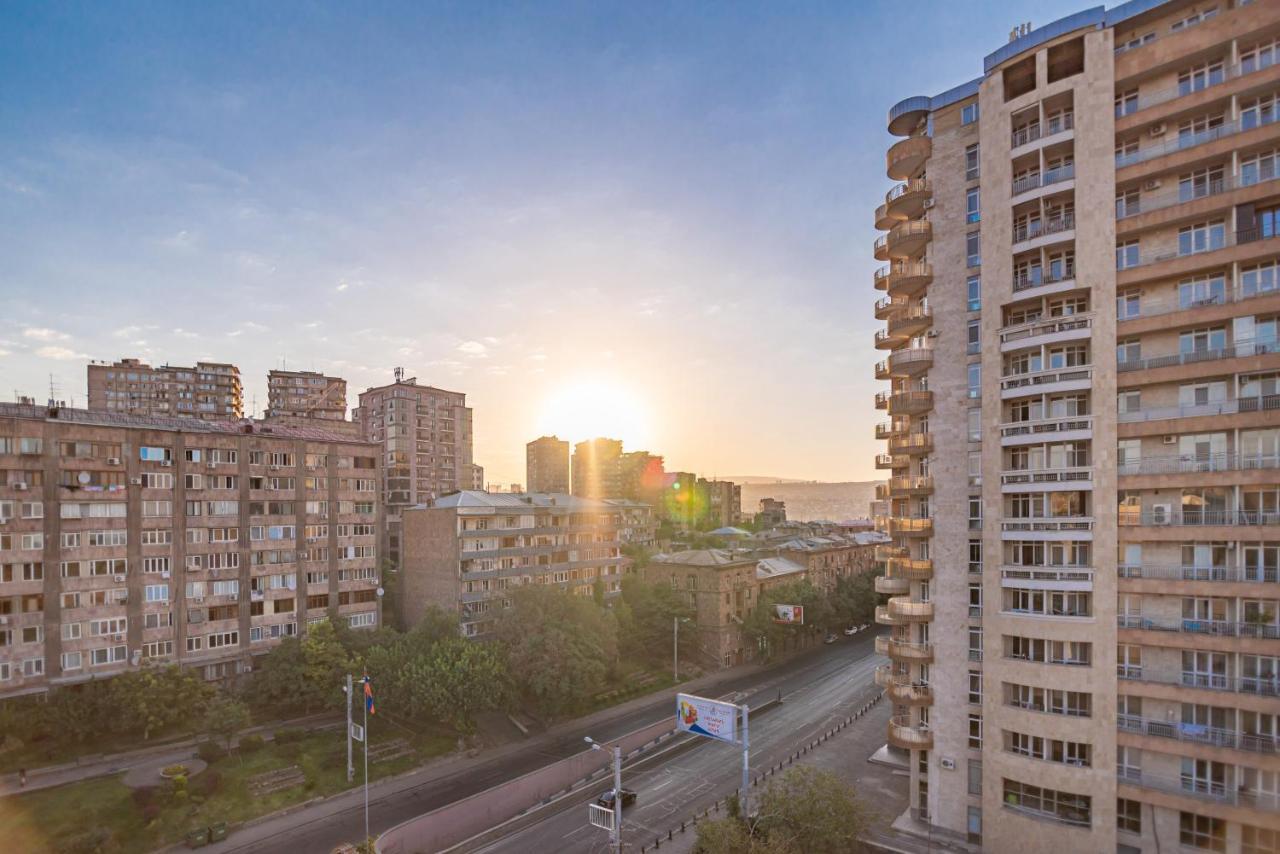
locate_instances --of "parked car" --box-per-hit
[859,624,870,632]
[824,633,838,644]
[597,788,637,809]
[844,626,859,636]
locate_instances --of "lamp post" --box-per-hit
[586,736,622,854]
[674,616,691,682]
[343,674,354,784]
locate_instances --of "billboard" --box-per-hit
[676,693,737,744]
[773,604,804,625]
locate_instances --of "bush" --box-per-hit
[192,769,222,797]
[277,742,302,760]
[239,734,265,753]
[141,802,162,823]
[162,764,188,777]
[56,828,111,854]
[131,786,158,809]
[198,741,226,764]
[273,727,304,744]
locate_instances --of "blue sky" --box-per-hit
[0,0,1071,484]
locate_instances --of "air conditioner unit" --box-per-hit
[194,596,205,604]
[0,616,9,625]
[207,462,217,470]
[129,477,142,485]
[161,570,171,579]
[1162,435,1177,445]
[240,663,253,673]
[1148,122,1166,136]
[12,482,27,491]
[159,460,172,467]
[107,457,121,466]
[922,198,936,210]
[1144,178,1162,191]
[1152,503,1171,525]
[112,633,123,642]
[114,574,126,583]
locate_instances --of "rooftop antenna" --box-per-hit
[394,366,404,383]
[48,373,61,407]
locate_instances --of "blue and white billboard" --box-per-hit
[676,693,737,744]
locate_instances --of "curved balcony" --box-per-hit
[873,234,891,261]
[887,347,933,377]
[874,296,908,320]
[880,636,934,662]
[887,556,933,581]
[888,596,934,622]
[882,221,931,261]
[875,666,934,705]
[875,574,910,595]
[884,476,934,497]
[874,421,908,441]
[874,328,907,350]
[874,203,897,231]
[876,545,908,561]
[884,179,932,221]
[875,604,904,626]
[886,135,931,181]
[874,454,900,471]
[886,391,933,417]
[874,359,891,381]
[887,305,932,338]
[887,96,930,136]
[875,262,933,298]
[887,516,932,537]
[888,716,933,750]
[874,391,890,410]
[888,432,933,456]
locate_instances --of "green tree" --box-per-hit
[743,580,832,659]
[494,586,617,719]
[415,638,510,731]
[831,571,879,629]
[110,664,213,740]
[44,683,109,746]
[618,575,695,666]
[203,693,252,748]
[255,619,360,715]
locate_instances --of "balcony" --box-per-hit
[875,604,903,626]
[874,261,933,298]
[875,575,910,595]
[874,296,909,320]
[874,453,905,471]
[1011,163,1074,199]
[1000,518,1094,534]
[883,220,931,261]
[887,715,933,750]
[876,545,908,561]
[1119,452,1280,477]
[1011,268,1077,295]
[1118,338,1280,375]
[1120,667,1280,699]
[1000,466,1092,488]
[1118,171,1280,227]
[999,415,1092,444]
[874,203,896,231]
[884,475,933,497]
[1118,714,1278,756]
[1012,212,1075,248]
[1118,393,1280,424]
[888,433,933,456]
[1118,614,1280,640]
[1118,769,1280,811]
[1010,112,1074,149]
[875,666,934,705]
[1116,108,1280,171]
[999,567,1094,588]
[887,597,933,622]
[874,421,907,441]
[884,179,932,221]
[1118,564,1278,584]
[886,135,931,181]
[1120,509,1280,528]
[887,556,933,581]
[999,314,1091,349]
[887,347,933,377]
[873,328,906,351]
[886,391,933,416]
[887,516,932,537]
[879,636,934,662]
[887,305,932,338]
[1000,366,1092,398]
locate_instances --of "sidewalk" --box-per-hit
[0,711,339,797]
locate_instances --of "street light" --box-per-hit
[585,736,622,854]
[674,616,692,682]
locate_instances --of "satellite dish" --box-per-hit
[376,587,385,598]
[77,471,91,485]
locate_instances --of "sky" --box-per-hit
[0,0,1071,485]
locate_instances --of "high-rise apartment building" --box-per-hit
[873,3,1279,851]
[400,491,655,636]
[353,371,474,566]
[88,358,243,421]
[571,438,623,498]
[526,436,571,493]
[266,369,348,423]
[0,402,380,698]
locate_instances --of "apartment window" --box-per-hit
[1116,188,1140,218]
[966,188,980,224]
[968,496,981,529]
[966,232,981,268]
[968,627,982,661]
[1244,825,1280,854]
[1118,390,1141,414]
[1180,812,1226,852]
[1178,61,1225,96]
[967,276,981,311]
[968,540,982,574]
[967,409,981,442]
[1180,273,1226,308]
[1002,779,1091,827]
[965,144,980,181]
[968,671,982,705]
[1180,165,1224,202]
[1117,338,1140,365]
[1170,7,1217,32]
[1114,89,1138,117]
[61,651,82,671]
[961,102,979,125]
[1115,32,1154,54]
[1116,240,1139,270]
[1117,799,1141,834]
[968,582,982,616]
[968,713,982,748]
[1115,138,1139,165]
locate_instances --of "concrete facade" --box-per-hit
[525,436,570,494]
[87,358,243,421]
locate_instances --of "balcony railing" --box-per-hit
[1000,518,1094,533]
[1118,714,1278,755]
[1117,614,1280,639]
[1011,163,1075,196]
[1000,466,1092,486]
[1118,393,1280,424]
[1120,509,1280,527]
[1000,366,1091,392]
[1012,213,1075,244]
[1118,338,1280,373]
[1116,109,1280,170]
[999,415,1091,439]
[887,715,933,748]
[1118,170,1280,223]
[1119,667,1280,697]
[1118,768,1280,811]
[1119,564,1278,584]
[999,314,1091,345]
[1119,452,1280,476]
[1120,283,1280,325]
[1012,268,1076,293]
[1000,567,1094,584]
[1120,228,1278,272]
[1010,112,1074,148]
[1126,52,1277,115]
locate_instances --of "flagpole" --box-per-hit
[363,678,370,845]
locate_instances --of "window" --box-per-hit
[1180,273,1226,308]
[1116,188,1140,218]
[966,232,981,268]
[967,276,981,312]
[1178,221,1225,255]
[1114,89,1138,117]
[967,321,980,355]
[1117,799,1141,834]
[968,759,983,794]
[1116,240,1139,270]
[961,102,978,125]
[968,627,983,661]
[1118,338,1141,364]
[966,188,980,224]
[1118,390,1141,414]
[139,446,171,462]
[61,651,82,671]
[1002,779,1091,827]
[968,671,982,705]
[1115,32,1154,55]
[965,144,980,181]
[968,713,982,748]
[1243,825,1279,854]
[968,540,982,574]
[1180,812,1226,852]
[968,409,981,442]
[1170,7,1217,32]
[1178,61,1224,96]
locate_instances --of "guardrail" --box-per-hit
[1120,510,1280,527]
[999,416,1091,439]
[1117,614,1280,638]
[1118,714,1278,755]
[1119,564,1278,583]
[1116,109,1280,170]
[1118,339,1280,373]
[1000,367,1091,392]
[1012,163,1075,196]
[1117,393,1280,423]
[1013,213,1075,244]
[1119,452,1280,476]
[999,314,1091,344]
[1011,112,1074,148]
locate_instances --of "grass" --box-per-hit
[0,727,455,853]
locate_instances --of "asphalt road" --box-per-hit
[211,631,882,854]
[474,633,885,854]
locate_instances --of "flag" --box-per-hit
[363,674,376,716]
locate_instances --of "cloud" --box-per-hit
[113,325,143,339]
[23,327,68,342]
[457,340,487,356]
[336,282,350,292]
[172,328,199,339]
[36,345,88,360]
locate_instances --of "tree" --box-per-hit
[44,683,111,746]
[494,586,617,719]
[203,693,252,749]
[831,571,879,629]
[110,665,213,740]
[255,619,359,715]
[742,580,832,659]
[415,638,510,732]
[618,575,695,666]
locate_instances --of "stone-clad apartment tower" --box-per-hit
[873,1,1280,851]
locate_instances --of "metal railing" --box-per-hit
[1012,268,1076,293]
[1127,51,1278,116]
[1118,338,1280,373]
[1117,393,1280,424]
[1116,109,1280,170]
[1013,213,1075,244]
[1000,366,1091,391]
[1118,564,1279,583]
[1118,714,1278,755]
[999,415,1091,438]
[1011,163,1075,196]
[1011,112,1075,148]
[1119,452,1280,476]
[1119,669,1280,699]
[1000,567,1094,584]
[1120,509,1280,527]
[1000,467,1092,485]
[1000,518,1094,533]
[999,314,1091,344]
[1117,614,1280,638]
[1119,282,1280,324]
[1120,228,1277,272]
[1118,768,1280,810]
[1118,170,1280,222]
[884,178,932,206]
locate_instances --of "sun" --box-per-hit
[537,379,651,447]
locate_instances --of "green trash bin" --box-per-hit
[186,827,210,848]
[209,822,229,842]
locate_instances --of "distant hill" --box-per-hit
[720,475,818,485]
[739,480,884,523]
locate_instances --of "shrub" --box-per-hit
[198,741,226,764]
[131,786,158,809]
[192,769,222,797]
[56,828,111,854]
[273,727,304,745]
[239,734,265,753]
[141,802,162,823]
[277,742,302,761]
[162,764,188,777]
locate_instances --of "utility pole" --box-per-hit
[345,673,354,784]
[612,744,623,854]
[741,704,751,818]
[673,616,679,682]
[363,679,370,844]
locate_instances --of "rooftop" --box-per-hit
[426,490,651,512]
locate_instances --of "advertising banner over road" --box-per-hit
[773,604,804,624]
[676,693,737,744]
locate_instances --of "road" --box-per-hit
[209,631,884,854]
[474,635,885,854]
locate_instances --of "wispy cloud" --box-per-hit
[457,340,487,357]
[36,345,88,360]
[23,327,68,342]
